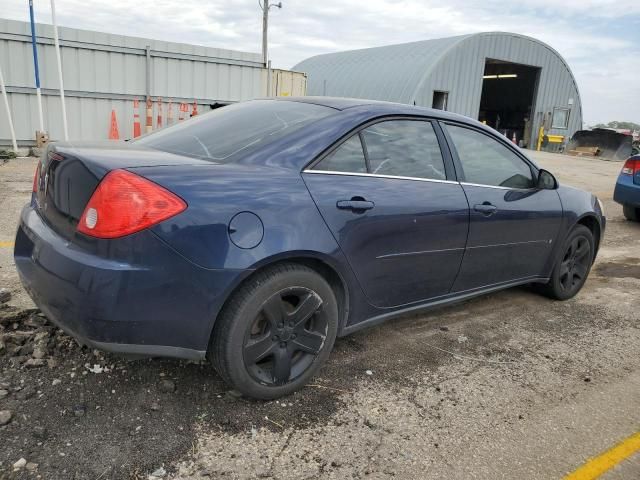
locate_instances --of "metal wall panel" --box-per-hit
[269,69,307,97]
[0,19,306,145]
[415,33,582,142]
[294,32,583,146]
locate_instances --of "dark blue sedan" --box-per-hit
[613,155,640,221]
[15,97,605,399]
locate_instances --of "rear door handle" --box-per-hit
[474,202,497,216]
[337,199,375,211]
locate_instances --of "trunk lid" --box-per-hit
[34,141,213,240]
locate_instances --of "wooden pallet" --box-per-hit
[568,146,600,157]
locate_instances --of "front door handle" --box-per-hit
[474,202,497,216]
[337,199,375,211]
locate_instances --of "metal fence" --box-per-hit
[0,18,306,146]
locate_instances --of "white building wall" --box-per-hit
[0,19,305,145]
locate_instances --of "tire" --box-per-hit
[210,263,338,400]
[623,205,639,222]
[538,225,594,300]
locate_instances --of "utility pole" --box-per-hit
[260,1,282,67]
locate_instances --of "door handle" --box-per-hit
[337,199,375,211]
[474,202,497,216]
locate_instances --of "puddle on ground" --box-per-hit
[595,262,640,279]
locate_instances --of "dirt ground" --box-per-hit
[0,151,638,480]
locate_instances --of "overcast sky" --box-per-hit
[4,0,639,125]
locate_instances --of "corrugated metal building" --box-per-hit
[294,32,582,150]
[0,18,306,146]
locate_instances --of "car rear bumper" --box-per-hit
[613,176,640,207]
[14,204,247,359]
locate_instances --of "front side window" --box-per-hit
[361,120,446,180]
[446,124,534,189]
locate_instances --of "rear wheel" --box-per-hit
[538,225,594,300]
[623,205,639,222]
[210,263,338,399]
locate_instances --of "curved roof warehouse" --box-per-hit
[294,32,582,150]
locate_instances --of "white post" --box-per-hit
[36,88,44,132]
[267,60,272,96]
[50,0,69,140]
[29,0,45,133]
[0,64,19,153]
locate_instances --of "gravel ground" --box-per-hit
[0,152,638,479]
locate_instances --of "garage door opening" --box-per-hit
[478,59,540,148]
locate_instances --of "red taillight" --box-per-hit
[77,169,187,239]
[621,157,640,175]
[33,162,41,193]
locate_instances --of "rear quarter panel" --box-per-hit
[134,164,343,271]
[134,163,375,331]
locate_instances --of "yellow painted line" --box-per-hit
[0,241,15,248]
[564,431,640,480]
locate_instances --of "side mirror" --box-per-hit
[537,169,558,190]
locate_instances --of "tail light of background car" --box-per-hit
[621,157,639,176]
[77,169,187,238]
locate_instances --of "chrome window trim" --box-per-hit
[302,169,459,185]
[301,170,537,190]
[460,181,536,192]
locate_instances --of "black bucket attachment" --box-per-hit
[567,129,633,161]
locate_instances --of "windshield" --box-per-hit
[135,100,334,163]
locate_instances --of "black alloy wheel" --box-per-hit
[210,263,338,399]
[558,235,591,294]
[243,287,327,385]
[538,225,594,300]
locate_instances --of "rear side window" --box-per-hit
[314,136,367,173]
[136,100,333,163]
[312,119,447,181]
[362,120,446,180]
[446,124,535,189]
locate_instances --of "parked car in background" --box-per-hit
[614,155,640,221]
[15,98,605,399]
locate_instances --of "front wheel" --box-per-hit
[623,205,639,222]
[210,263,338,400]
[538,225,594,300]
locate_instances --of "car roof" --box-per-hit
[273,96,391,110]
[255,96,538,171]
[272,96,479,125]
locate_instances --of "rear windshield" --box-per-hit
[135,100,333,163]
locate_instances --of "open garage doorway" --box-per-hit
[478,59,540,148]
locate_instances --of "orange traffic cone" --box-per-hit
[178,103,185,122]
[167,99,174,125]
[133,100,141,138]
[145,98,153,134]
[156,97,163,129]
[108,110,120,140]
[512,132,517,144]
[191,101,198,117]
